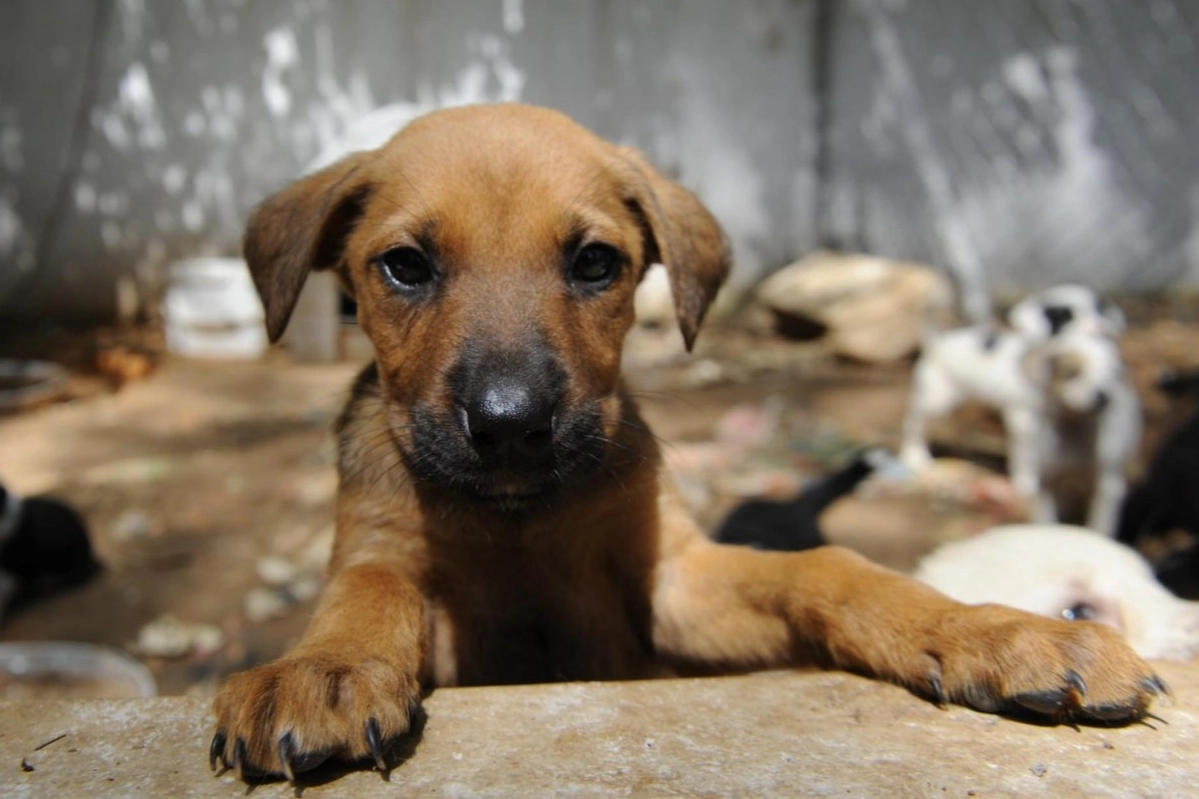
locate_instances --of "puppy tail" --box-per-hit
[714,447,893,552]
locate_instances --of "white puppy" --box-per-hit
[1008,284,1126,341]
[916,525,1199,661]
[901,325,1140,536]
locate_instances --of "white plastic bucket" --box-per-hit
[163,257,267,359]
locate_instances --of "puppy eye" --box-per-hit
[569,243,622,291]
[378,247,435,291]
[1061,602,1098,622]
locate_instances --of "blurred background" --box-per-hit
[1,0,1198,700]
[3,0,1199,321]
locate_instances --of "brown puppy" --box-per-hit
[212,104,1164,781]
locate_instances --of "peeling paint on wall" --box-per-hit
[306,33,527,171]
[0,198,23,256]
[956,46,1152,293]
[2,0,1197,321]
[0,111,23,173]
[262,26,300,118]
[502,0,524,35]
[662,58,771,287]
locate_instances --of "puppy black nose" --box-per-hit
[1094,390,1111,411]
[462,380,556,464]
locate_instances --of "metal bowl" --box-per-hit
[0,360,68,413]
[0,641,157,700]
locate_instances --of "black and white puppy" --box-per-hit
[901,324,1140,537]
[0,484,102,622]
[714,447,893,551]
[1007,284,1126,341]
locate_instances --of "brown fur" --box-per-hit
[212,104,1163,781]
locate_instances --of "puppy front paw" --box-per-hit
[211,650,421,781]
[929,605,1166,724]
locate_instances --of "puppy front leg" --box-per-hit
[899,404,934,470]
[653,542,1163,722]
[1087,470,1126,537]
[212,555,426,780]
[1004,407,1055,522]
[900,363,953,470]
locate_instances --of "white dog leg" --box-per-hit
[1004,407,1055,522]
[901,364,957,470]
[1088,471,1126,538]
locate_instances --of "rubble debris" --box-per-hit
[135,614,224,659]
[0,360,69,413]
[96,346,156,385]
[244,588,290,623]
[756,251,955,363]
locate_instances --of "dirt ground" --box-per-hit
[2,307,1198,697]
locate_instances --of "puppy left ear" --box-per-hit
[617,148,731,351]
[244,152,373,343]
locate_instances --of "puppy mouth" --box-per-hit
[404,403,606,509]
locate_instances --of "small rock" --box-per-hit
[190,624,225,656]
[110,509,155,542]
[256,556,298,587]
[287,574,323,603]
[1030,763,1048,778]
[244,587,290,623]
[756,250,955,362]
[136,614,224,658]
[137,616,190,658]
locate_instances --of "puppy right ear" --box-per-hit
[615,148,731,351]
[244,153,373,342]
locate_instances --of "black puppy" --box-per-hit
[1116,370,1199,598]
[0,484,101,618]
[715,447,892,551]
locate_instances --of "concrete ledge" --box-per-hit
[3,666,1197,798]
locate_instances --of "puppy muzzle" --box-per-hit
[458,378,558,471]
[407,339,606,509]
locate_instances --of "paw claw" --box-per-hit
[209,730,226,772]
[1144,675,1170,697]
[1077,700,1147,724]
[1064,669,1087,701]
[278,732,297,783]
[233,737,248,782]
[928,671,946,706]
[1012,687,1071,716]
[366,717,387,772]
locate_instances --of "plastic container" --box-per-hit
[0,641,157,700]
[163,257,268,359]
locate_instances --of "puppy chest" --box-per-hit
[426,563,655,685]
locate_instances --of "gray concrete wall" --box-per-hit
[0,0,1196,323]
[824,0,1199,318]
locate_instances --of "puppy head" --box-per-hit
[916,524,1199,661]
[1022,331,1124,413]
[1047,333,1125,412]
[245,104,729,507]
[1008,284,1125,342]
